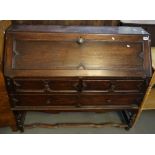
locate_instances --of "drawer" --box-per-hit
[10,94,78,106]
[13,79,45,92]
[82,80,111,91]
[10,93,143,107]
[113,80,146,92]
[82,79,146,92]
[13,79,79,93]
[12,79,146,93]
[80,93,143,106]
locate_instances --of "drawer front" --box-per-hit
[82,80,111,91]
[10,94,78,106]
[80,93,143,106]
[112,80,146,92]
[12,79,146,93]
[82,79,146,92]
[13,79,45,92]
[10,93,143,107]
[13,79,79,93]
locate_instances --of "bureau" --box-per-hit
[4,25,152,131]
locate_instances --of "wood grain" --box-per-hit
[0,20,17,130]
[12,20,120,26]
[141,48,155,110]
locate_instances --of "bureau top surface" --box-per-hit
[7,25,149,35]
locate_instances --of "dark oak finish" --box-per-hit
[10,93,143,107]
[10,78,147,93]
[4,25,152,131]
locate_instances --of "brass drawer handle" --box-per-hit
[77,37,85,44]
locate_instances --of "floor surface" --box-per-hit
[0,110,155,134]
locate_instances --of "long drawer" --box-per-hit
[10,78,146,93]
[10,93,143,107]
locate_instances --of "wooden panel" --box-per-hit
[13,78,79,93]
[83,79,146,92]
[80,93,143,106]
[0,21,11,69]
[142,48,155,110]
[5,26,151,78]
[151,47,155,70]
[12,20,120,26]
[12,105,139,112]
[10,93,143,107]
[12,78,146,93]
[0,20,17,130]
[82,80,111,91]
[0,73,16,129]
[113,80,146,92]
[10,94,78,106]
[13,40,143,70]
[142,88,155,109]
[13,79,45,93]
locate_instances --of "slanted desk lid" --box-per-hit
[4,25,152,78]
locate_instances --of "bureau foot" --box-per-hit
[14,112,26,132]
[121,110,137,130]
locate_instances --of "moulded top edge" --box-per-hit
[7,25,149,35]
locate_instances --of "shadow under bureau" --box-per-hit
[4,25,152,132]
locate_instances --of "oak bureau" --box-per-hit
[4,25,152,131]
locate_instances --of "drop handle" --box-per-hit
[77,37,85,44]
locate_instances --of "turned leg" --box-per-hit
[14,111,26,132]
[121,110,137,130]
